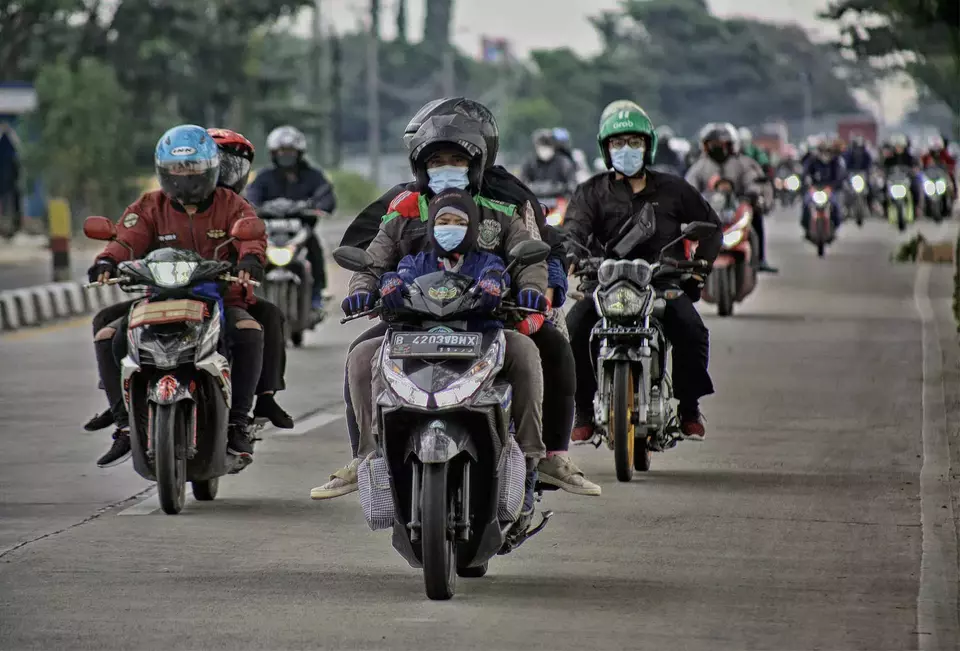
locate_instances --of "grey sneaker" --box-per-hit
[537,454,601,496]
[310,458,360,500]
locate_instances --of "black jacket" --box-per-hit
[564,170,723,265]
[246,163,337,213]
[520,156,578,196]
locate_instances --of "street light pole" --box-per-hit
[366,1,381,186]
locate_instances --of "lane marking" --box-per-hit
[913,246,960,650]
[0,316,88,341]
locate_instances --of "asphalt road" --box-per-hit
[1,210,959,651]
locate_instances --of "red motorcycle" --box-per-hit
[687,179,758,317]
[806,185,834,257]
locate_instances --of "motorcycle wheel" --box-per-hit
[611,362,635,483]
[897,204,906,231]
[856,203,864,227]
[421,462,456,600]
[930,199,943,222]
[192,477,219,501]
[716,267,734,317]
[290,331,304,347]
[154,403,187,515]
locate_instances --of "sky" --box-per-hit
[297,0,914,122]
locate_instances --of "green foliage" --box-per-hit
[501,98,563,154]
[325,169,382,215]
[23,57,136,221]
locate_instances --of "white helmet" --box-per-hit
[266,125,307,152]
[738,126,752,144]
[722,123,741,152]
[928,134,945,151]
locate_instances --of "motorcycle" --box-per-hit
[774,167,802,206]
[332,240,554,601]
[922,166,953,222]
[82,215,265,515]
[256,198,323,347]
[886,167,915,232]
[845,172,870,227]
[570,221,718,481]
[528,179,573,227]
[805,185,835,258]
[542,196,569,227]
[694,184,757,316]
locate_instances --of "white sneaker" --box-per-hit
[310,458,360,500]
[537,454,601,496]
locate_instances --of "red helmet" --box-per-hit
[207,128,255,194]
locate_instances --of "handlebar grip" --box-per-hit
[84,277,124,289]
[219,274,261,287]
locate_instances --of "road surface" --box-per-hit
[1,211,958,651]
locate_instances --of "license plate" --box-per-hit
[389,332,482,359]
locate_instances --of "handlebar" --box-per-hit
[338,298,545,325]
[84,274,260,290]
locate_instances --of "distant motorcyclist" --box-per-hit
[520,128,578,197]
[921,134,956,178]
[843,134,876,206]
[801,141,846,232]
[246,125,335,312]
[882,134,923,213]
[553,127,592,182]
[651,125,686,174]
[566,101,723,441]
[738,127,772,176]
[686,123,777,272]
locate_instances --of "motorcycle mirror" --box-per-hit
[333,246,375,272]
[83,216,117,241]
[681,221,718,242]
[230,217,266,242]
[507,240,551,267]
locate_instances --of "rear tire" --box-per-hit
[154,404,187,515]
[192,477,219,501]
[716,267,734,317]
[611,362,635,483]
[421,463,456,600]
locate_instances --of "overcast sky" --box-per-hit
[299,0,912,121]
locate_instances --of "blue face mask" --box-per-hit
[434,225,468,252]
[427,166,470,194]
[610,145,646,177]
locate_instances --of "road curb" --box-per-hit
[0,281,130,332]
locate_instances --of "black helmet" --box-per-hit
[408,114,488,195]
[404,97,499,167]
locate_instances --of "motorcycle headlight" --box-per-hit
[381,347,429,407]
[434,340,504,408]
[890,184,908,199]
[935,179,947,194]
[723,229,745,247]
[851,175,865,192]
[924,180,937,196]
[597,284,647,318]
[786,175,800,191]
[812,191,829,207]
[267,246,294,267]
[147,261,198,288]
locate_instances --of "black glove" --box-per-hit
[682,277,704,302]
[87,259,117,283]
[237,254,265,282]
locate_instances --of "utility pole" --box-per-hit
[367,0,381,186]
[312,0,325,163]
[441,44,455,97]
[330,31,343,168]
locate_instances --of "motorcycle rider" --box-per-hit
[738,127,772,175]
[340,118,550,529]
[652,125,687,174]
[520,128,578,196]
[882,133,923,214]
[843,134,875,201]
[686,123,777,272]
[317,97,599,500]
[567,101,723,441]
[89,125,267,467]
[921,135,957,184]
[245,125,335,313]
[800,140,846,232]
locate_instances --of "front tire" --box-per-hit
[421,463,456,600]
[154,404,187,515]
[192,477,219,501]
[611,362,635,483]
[897,204,906,231]
[716,267,734,317]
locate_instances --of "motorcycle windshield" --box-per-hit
[597,258,653,289]
[408,271,479,318]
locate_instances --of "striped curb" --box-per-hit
[0,281,135,332]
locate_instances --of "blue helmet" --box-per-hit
[155,125,220,206]
[552,127,572,151]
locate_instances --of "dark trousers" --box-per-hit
[565,295,713,419]
[342,321,576,457]
[752,209,768,262]
[304,234,327,293]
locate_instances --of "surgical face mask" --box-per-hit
[536,145,555,162]
[434,224,467,252]
[707,145,729,164]
[610,144,646,177]
[427,166,470,194]
[275,152,298,169]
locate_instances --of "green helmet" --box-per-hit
[597,101,658,169]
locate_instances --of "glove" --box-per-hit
[681,276,705,303]
[387,190,421,219]
[692,258,713,274]
[517,288,549,312]
[516,313,545,336]
[378,272,407,310]
[475,277,503,312]
[87,259,117,283]
[341,291,375,316]
[237,254,265,282]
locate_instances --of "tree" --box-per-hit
[395,0,408,44]
[423,0,453,46]
[0,0,77,80]
[501,97,563,154]
[821,0,960,115]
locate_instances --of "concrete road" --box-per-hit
[1,212,958,651]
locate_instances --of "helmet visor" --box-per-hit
[158,163,219,205]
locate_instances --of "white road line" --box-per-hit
[913,246,960,651]
[268,409,343,437]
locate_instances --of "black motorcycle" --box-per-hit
[82,215,264,514]
[333,240,553,600]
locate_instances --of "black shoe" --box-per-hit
[227,423,254,457]
[758,261,779,273]
[84,409,115,431]
[253,394,294,429]
[97,429,131,468]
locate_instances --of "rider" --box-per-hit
[88,125,266,467]
[843,134,876,208]
[921,134,957,180]
[566,101,723,442]
[341,118,550,529]
[652,125,686,173]
[882,134,923,213]
[245,125,335,312]
[319,98,599,501]
[738,127,772,175]
[520,128,578,197]
[686,123,777,272]
[800,140,846,232]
